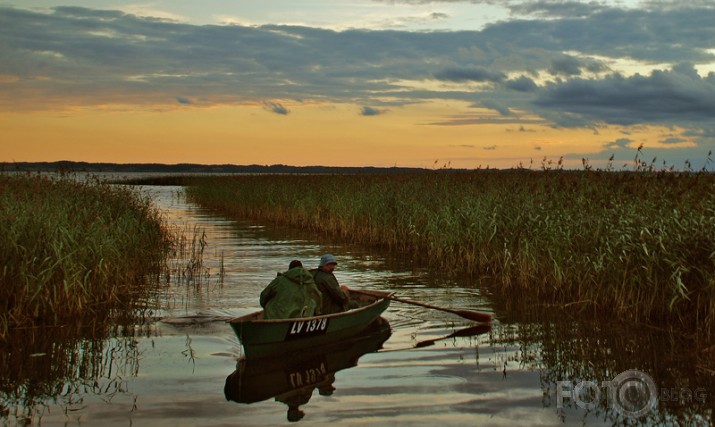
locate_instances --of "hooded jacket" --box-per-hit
[260,267,322,320]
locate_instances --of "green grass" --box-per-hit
[185,170,715,334]
[0,174,172,337]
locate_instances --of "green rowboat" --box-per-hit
[228,289,392,359]
[225,317,392,404]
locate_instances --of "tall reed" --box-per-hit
[164,223,219,289]
[0,174,172,337]
[185,170,715,334]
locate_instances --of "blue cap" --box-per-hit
[319,254,337,267]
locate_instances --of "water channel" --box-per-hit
[2,184,712,426]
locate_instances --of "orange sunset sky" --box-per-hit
[2,1,715,170]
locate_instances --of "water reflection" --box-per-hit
[224,317,392,422]
[488,298,715,426]
[0,322,148,423]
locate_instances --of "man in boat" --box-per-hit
[311,254,350,314]
[260,260,323,320]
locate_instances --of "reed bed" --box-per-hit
[0,174,172,337]
[185,170,715,334]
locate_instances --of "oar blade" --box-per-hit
[414,324,491,348]
[414,340,436,348]
[450,323,492,337]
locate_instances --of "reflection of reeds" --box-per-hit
[0,324,144,424]
[0,174,172,338]
[163,224,224,289]
[185,169,715,335]
[487,307,714,425]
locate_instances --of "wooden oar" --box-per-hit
[351,289,492,323]
[414,323,491,348]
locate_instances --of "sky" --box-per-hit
[1,0,715,169]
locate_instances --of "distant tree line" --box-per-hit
[1,161,432,175]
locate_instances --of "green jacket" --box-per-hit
[260,267,322,320]
[311,268,349,314]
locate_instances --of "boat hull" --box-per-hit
[228,290,391,359]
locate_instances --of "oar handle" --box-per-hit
[351,289,492,323]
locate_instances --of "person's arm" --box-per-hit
[316,274,349,305]
[259,279,277,307]
[326,277,349,306]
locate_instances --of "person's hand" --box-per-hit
[340,285,350,294]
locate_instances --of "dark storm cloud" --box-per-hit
[504,76,538,92]
[434,66,506,83]
[534,64,715,127]
[547,55,608,77]
[1,3,715,137]
[479,7,715,64]
[548,56,584,76]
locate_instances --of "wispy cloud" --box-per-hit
[509,0,609,18]
[360,106,384,116]
[660,137,688,145]
[605,138,634,150]
[263,101,289,115]
[478,100,513,117]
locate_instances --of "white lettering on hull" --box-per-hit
[285,318,329,340]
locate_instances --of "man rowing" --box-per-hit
[311,254,350,315]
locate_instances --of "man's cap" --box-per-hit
[319,254,337,267]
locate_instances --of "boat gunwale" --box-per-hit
[227,289,393,325]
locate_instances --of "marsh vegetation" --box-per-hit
[0,175,224,422]
[0,174,173,337]
[185,169,715,336]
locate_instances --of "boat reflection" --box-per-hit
[224,317,392,421]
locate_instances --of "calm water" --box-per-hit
[2,184,712,426]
